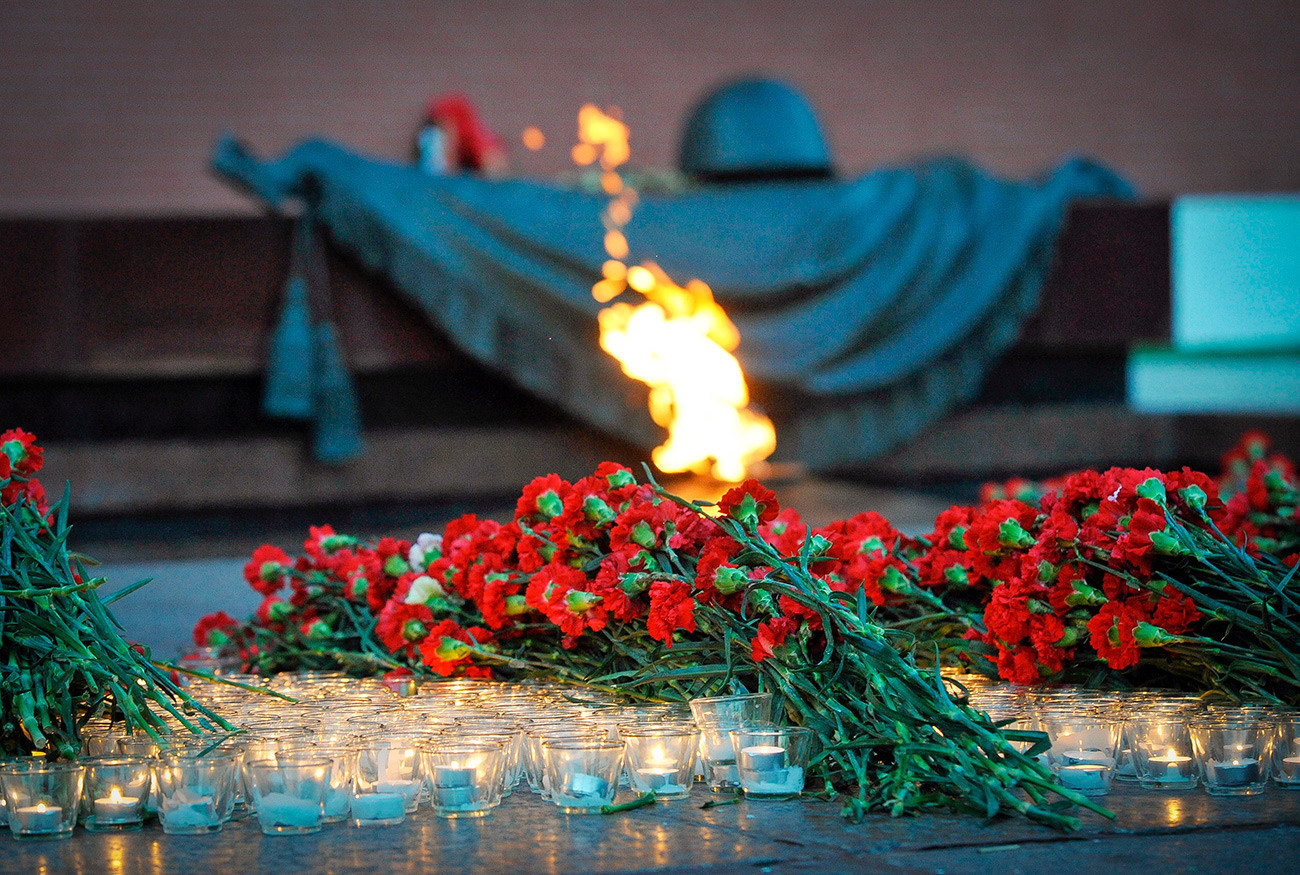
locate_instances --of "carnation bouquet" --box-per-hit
[939,431,1300,698]
[1,429,227,758]
[205,463,1107,829]
[203,433,1300,829]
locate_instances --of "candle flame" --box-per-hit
[1166,748,1177,760]
[650,746,666,765]
[576,104,776,481]
[109,787,123,803]
[35,802,47,813]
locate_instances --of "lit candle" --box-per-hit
[739,745,787,772]
[635,767,678,791]
[1057,763,1110,793]
[93,786,140,824]
[1061,749,1113,767]
[15,801,63,832]
[433,762,478,808]
[1146,749,1193,782]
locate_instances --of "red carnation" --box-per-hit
[1087,600,1147,670]
[718,479,779,530]
[751,616,798,662]
[417,619,492,676]
[0,428,44,478]
[243,545,293,596]
[375,599,434,656]
[646,579,696,646]
[193,611,239,648]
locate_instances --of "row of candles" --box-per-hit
[11,669,1288,839]
[0,675,810,840]
[959,675,1300,798]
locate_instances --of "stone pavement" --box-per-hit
[8,780,1300,874]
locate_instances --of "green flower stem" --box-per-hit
[601,793,656,814]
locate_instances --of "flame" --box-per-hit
[109,787,123,803]
[575,104,775,481]
[522,127,546,151]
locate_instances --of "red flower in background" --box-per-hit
[417,619,493,676]
[0,428,44,478]
[244,545,293,596]
[375,600,434,656]
[193,611,239,647]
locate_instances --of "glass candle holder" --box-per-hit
[115,737,163,814]
[453,725,525,794]
[1043,717,1120,797]
[424,741,506,818]
[80,756,151,831]
[620,725,697,799]
[154,752,239,835]
[0,760,84,840]
[355,736,424,813]
[1127,720,1198,790]
[542,739,623,814]
[1271,715,1300,789]
[689,693,774,728]
[689,693,773,793]
[525,727,606,798]
[1192,720,1271,796]
[279,748,355,822]
[729,726,814,800]
[246,757,328,835]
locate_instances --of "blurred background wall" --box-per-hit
[2,0,1298,217]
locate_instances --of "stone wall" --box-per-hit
[2,0,1297,215]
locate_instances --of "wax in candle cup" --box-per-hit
[0,761,83,840]
[1278,756,1300,786]
[155,752,239,835]
[523,726,606,798]
[1191,720,1270,797]
[278,748,356,822]
[690,694,773,794]
[1044,719,1120,780]
[354,734,429,814]
[423,741,506,818]
[1126,721,1198,791]
[80,756,151,831]
[246,758,328,835]
[350,791,405,826]
[619,725,698,799]
[1056,764,1112,796]
[729,727,814,800]
[1270,718,1300,789]
[542,739,623,814]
